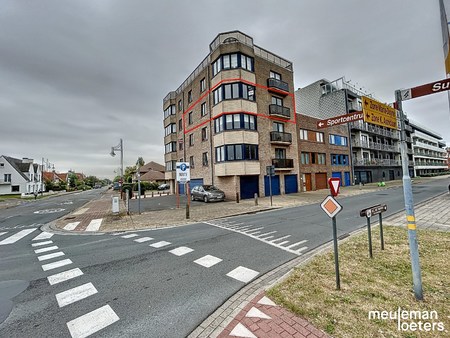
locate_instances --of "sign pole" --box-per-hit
[269,174,273,207]
[379,213,384,250]
[332,216,341,290]
[366,213,373,258]
[395,90,423,301]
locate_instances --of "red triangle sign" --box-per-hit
[328,178,341,196]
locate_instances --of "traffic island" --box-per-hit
[267,226,449,337]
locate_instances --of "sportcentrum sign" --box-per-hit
[316,111,363,129]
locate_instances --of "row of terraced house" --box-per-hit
[162,31,448,200]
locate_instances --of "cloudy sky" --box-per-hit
[1,0,448,178]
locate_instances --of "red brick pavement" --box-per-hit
[218,292,330,338]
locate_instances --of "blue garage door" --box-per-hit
[190,179,204,190]
[332,172,342,186]
[240,175,259,199]
[344,172,351,186]
[264,175,280,196]
[284,174,298,194]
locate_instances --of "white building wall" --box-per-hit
[0,156,28,195]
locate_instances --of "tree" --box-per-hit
[136,157,145,167]
[68,173,78,189]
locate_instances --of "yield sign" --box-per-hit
[328,178,341,197]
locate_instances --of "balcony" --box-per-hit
[270,131,292,144]
[267,78,289,95]
[272,158,294,169]
[269,104,290,119]
[354,158,402,167]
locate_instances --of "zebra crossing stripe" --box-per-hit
[56,282,98,307]
[0,228,37,245]
[66,304,119,338]
[85,219,102,232]
[32,232,54,241]
[35,246,59,254]
[0,232,7,237]
[42,259,73,271]
[32,240,53,247]
[121,234,138,239]
[64,222,80,231]
[38,251,65,261]
[134,237,153,243]
[47,268,84,285]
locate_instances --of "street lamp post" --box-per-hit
[110,138,124,194]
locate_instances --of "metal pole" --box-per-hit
[269,174,273,207]
[332,216,341,290]
[186,182,190,219]
[366,216,373,258]
[395,90,423,300]
[120,138,124,188]
[41,157,44,196]
[137,165,141,215]
[379,213,384,250]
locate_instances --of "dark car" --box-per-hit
[191,185,225,203]
[157,183,169,191]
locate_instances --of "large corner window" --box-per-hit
[164,105,176,119]
[212,53,254,76]
[214,113,257,133]
[212,82,256,105]
[164,123,176,136]
[215,144,258,163]
[165,142,176,154]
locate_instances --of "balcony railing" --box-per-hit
[270,131,292,144]
[267,78,289,94]
[269,104,290,119]
[350,121,399,139]
[353,158,402,166]
[272,158,294,169]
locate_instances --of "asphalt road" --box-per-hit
[0,180,446,337]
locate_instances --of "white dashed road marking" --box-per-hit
[169,246,194,256]
[32,240,53,247]
[194,255,222,268]
[149,241,171,248]
[227,266,259,283]
[56,282,98,307]
[47,268,84,285]
[121,234,138,239]
[0,228,37,245]
[134,237,153,243]
[66,304,119,338]
[0,232,7,237]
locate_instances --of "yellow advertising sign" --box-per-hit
[361,96,398,130]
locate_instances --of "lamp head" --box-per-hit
[110,147,116,157]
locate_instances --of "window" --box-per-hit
[179,139,183,151]
[189,134,194,146]
[299,129,308,140]
[273,122,284,132]
[4,174,11,182]
[188,90,192,103]
[165,142,176,154]
[214,113,257,133]
[165,160,176,171]
[0,162,4,167]
[271,96,283,106]
[275,148,286,159]
[270,71,281,80]
[201,102,207,117]
[329,134,348,146]
[179,119,183,131]
[331,154,349,165]
[188,112,193,125]
[200,78,206,92]
[201,127,208,141]
[318,153,326,165]
[189,156,194,168]
[202,152,208,166]
[213,82,256,104]
[215,144,258,162]
[164,123,176,136]
[11,185,19,192]
[164,105,176,118]
[178,100,182,111]
[301,152,309,164]
[212,53,254,76]
[316,132,324,143]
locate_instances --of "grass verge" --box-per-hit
[268,226,449,338]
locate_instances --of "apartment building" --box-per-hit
[410,121,447,176]
[163,31,299,199]
[296,77,414,184]
[296,114,352,191]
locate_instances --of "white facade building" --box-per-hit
[0,156,45,195]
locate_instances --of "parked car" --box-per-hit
[191,185,225,203]
[157,183,169,191]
